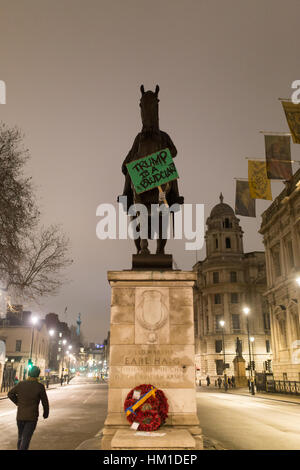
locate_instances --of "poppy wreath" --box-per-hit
[124,383,168,431]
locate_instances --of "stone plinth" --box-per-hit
[111,429,196,450]
[101,270,202,450]
[233,356,248,388]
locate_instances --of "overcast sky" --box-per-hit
[1,0,300,343]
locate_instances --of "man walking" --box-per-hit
[8,366,49,450]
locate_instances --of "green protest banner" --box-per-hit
[126,148,179,195]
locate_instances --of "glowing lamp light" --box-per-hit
[243,307,250,315]
[250,337,255,342]
[296,276,300,287]
[49,329,55,336]
[219,320,225,327]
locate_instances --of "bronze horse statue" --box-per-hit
[120,85,183,255]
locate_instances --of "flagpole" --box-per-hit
[244,157,300,164]
[259,131,291,136]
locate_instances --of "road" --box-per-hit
[0,376,108,450]
[1,378,300,450]
[196,387,300,450]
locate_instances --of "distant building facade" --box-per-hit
[44,313,71,377]
[193,195,272,382]
[0,307,50,381]
[260,169,300,381]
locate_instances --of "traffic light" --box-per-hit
[28,359,33,370]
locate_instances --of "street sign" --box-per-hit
[126,148,179,194]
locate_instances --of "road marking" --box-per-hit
[83,391,96,404]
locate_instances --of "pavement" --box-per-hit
[198,385,300,405]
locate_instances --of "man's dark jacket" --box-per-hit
[8,379,49,421]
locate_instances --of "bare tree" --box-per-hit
[8,225,73,300]
[0,122,72,301]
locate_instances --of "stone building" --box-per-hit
[193,194,272,382]
[44,313,71,377]
[260,169,300,382]
[0,309,50,381]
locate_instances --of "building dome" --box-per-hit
[210,193,234,218]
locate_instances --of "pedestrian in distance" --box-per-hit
[60,375,64,386]
[217,377,222,389]
[14,376,19,386]
[206,375,210,386]
[8,366,49,450]
[231,376,235,388]
[228,377,231,388]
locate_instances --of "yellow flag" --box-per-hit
[281,101,300,144]
[248,161,272,200]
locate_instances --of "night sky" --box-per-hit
[1,0,300,342]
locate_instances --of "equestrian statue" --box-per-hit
[119,85,184,256]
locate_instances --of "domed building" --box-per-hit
[193,194,272,384]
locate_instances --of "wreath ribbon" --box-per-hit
[125,386,157,416]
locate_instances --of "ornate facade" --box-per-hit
[260,169,300,381]
[193,195,272,382]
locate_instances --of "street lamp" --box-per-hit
[29,315,39,376]
[219,320,228,391]
[47,329,56,378]
[250,337,255,375]
[243,306,255,395]
[296,276,300,287]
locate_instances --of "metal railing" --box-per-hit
[266,380,300,395]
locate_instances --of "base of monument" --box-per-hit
[132,254,173,270]
[235,377,249,388]
[101,425,203,450]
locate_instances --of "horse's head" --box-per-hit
[140,84,160,131]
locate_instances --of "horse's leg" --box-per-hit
[141,238,150,255]
[140,212,150,255]
[135,237,141,254]
[156,212,167,254]
[156,238,167,254]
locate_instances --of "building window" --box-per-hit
[206,315,209,333]
[287,240,295,269]
[230,293,239,304]
[272,245,281,278]
[215,340,223,353]
[15,340,22,352]
[263,312,271,331]
[215,315,223,331]
[230,271,237,282]
[224,218,231,228]
[59,332,62,338]
[215,238,219,249]
[232,314,240,331]
[214,294,221,305]
[215,359,224,376]
[266,340,271,353]
[225,237,231,249]
[213,272,219,284]
[279,319,287,349]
